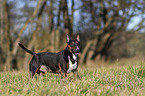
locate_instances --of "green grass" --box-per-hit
[0,64,145,96]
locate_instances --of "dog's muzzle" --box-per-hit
[75,46,80,53]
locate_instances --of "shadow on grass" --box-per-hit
[138,69,145,78]
[128,65,145,78]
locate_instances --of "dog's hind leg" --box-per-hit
[30,72,35,78]
[29,69,38,78]
[58,64,67,78]
[29,55,42,78]
[31,65,43,78]
[32,68,39,78]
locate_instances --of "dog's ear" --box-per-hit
[76,34,80,42]
[66,34,70,43]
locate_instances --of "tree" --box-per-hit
[0,0,145,71]
[79,0,145,64]
[2,0,47,71]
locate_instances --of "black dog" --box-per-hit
[18,34,80,78]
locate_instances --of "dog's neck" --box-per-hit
[67,53,78,73]
[70,53,78,63]
[72,53,77,60]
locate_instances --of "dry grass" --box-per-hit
[0,59,145,96]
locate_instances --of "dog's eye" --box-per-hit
[70,45,73,47]
[77,42,80,46]
[76,41,80,45]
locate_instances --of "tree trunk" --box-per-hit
[71,0,74,33]
[35,0,46,52]
[55,0,61,51]
[23,0,46,70]
[23,35,36,70]
[0,0,4,46]
[90,1,114,61]
[62,0,72,35]
[61,0,73,49]
[0,0,5,64]
[47,0,55,52]
[79,40,93,65]
[3,0,12,71]
[12,0,45,57]
[2,0,46,71]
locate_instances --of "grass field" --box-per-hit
[0,59,145,96]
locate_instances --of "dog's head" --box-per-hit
[66,34,80,55]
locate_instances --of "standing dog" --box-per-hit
[18,34,80,78]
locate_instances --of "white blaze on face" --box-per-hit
[67,54,78,73]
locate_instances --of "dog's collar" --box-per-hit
[70,57,76,64]
[70,53,78,64]
[67,55,78,73]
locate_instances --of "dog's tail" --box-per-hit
[18,43,36,55]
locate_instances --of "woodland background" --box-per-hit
[0,0,145,71]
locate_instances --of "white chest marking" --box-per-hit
[67,54,78,73]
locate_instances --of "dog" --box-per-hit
[18,34,80,78]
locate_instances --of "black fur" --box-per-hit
[18,34,80,78]
[18,43,36,55]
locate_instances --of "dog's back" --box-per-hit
[30,51,68,73]
[18,34,80,78]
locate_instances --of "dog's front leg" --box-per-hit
[73,69,80,79]
[61,71,67,78]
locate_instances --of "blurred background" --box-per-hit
[0,0,145,71]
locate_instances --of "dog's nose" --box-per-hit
[76,46,80,52]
